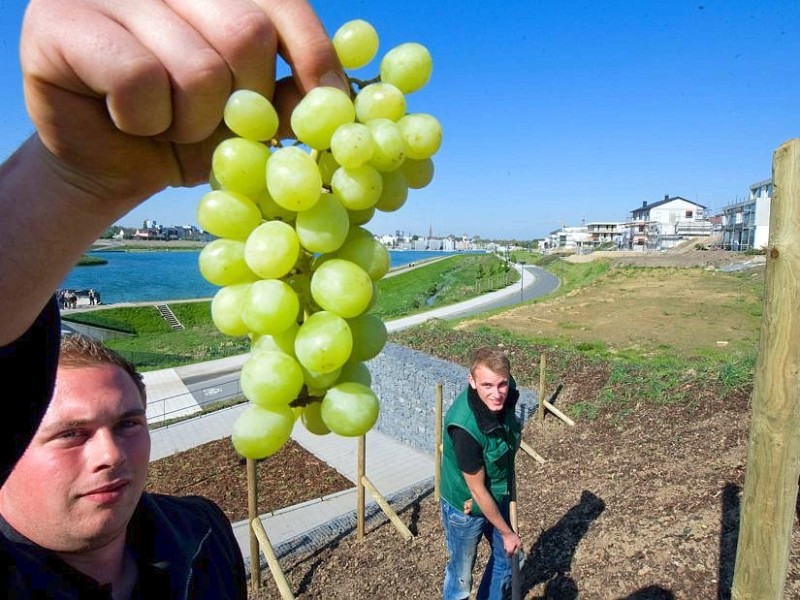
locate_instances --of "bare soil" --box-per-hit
[148,249,800,599]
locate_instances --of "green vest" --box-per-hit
[440,386,521,516]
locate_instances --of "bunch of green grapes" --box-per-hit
[196,19,441,460]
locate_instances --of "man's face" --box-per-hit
[0,364,150,552]
[468,364,510,413]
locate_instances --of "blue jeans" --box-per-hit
[441,498,513,600]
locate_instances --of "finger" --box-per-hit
[253,0,348,94]
[272,77,303,139]
[111,1,234,143]
[163,0,277,98]
[21,3,173,137]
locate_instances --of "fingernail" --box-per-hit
[320,71,350,94]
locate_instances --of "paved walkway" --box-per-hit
[144,263,546,568]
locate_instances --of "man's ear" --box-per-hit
[467,374,477,389]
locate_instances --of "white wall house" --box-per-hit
[544,226,591,252]
[627,195,712,249]
[719,179,772,251]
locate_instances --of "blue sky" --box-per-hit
[1,1,798,239]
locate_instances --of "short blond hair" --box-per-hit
[59,335,146,405]
[469,347,510,378]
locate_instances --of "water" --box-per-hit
[60,249,460,305]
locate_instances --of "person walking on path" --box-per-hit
[439,347,523,599]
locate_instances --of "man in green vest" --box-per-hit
[440,347,523,599]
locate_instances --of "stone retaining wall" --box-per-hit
[367,342,538,454]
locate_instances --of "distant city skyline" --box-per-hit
[2,2,798,239]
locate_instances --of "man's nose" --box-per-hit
[90,429,126,470]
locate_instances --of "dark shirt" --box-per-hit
[0,493,247,599]
[0,297,60,486]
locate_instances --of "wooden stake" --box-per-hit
[520,440,546,463]
[538,354,546,423]
[435,382,443,501]
[357,434,366,541]
[361,476,414,541]
[246,458,261,591]
[732,138,800,599]
[543,398,575,427]
[251,518,295,600]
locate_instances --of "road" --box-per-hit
[161,263,561,409]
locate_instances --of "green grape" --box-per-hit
[241,350,304,408]
[294,310,353,374]
[348,313,388,361]
[336,235,390,281]
[331,164,383,210]
[317,150,341,185]
[330,123,375,168]
[244,220,300,279]
[302,365,341,396]
[197,189,262,241]
[354,82,406,123]
[242,279,300,335]
[346,226,375,241]
[332,19,379,69]
[380,42,433,94]
[211,283,251,337]
[266,146,322,211]
[223,89,279,141]
[252,188,296,223]
[310,259,373,318]
[290,86,356,150]
[301,402,331,436]
[337,360,372,386]
[231,404,295,459]
[348,206,376,226]
[397,113,442,160]
[251,321,298,357]
[366,119,407,172]
[295,192,350,254]
[375,169,408,212]
[321,382,380,437]
[401,157,435,189]
[198,239,258,286]
[285,271,316,313]
[212,137,270,196]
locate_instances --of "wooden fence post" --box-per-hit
[538,354,546,423]
[732,138,800,599]
[435,382,443,501]
[357,434,366,541]
[247,458,261,591]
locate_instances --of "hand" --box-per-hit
[20,0,345,207]
[501,530,522,556]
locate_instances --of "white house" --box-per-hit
[627,195,712,249]
[718,179,772,251]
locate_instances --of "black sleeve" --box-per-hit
[0,297,60,485]
[448,426,484,475]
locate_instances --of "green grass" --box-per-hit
[373,254,518,319]
[61,254,520,370]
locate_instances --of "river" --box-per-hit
[60,249,461,304]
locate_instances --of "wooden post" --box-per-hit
[247,458,261,591]
[538,354,546,423]
[357,434,366,541]
[251,518,296,600]
[435,382,443,501]
[361,476,414,541]
[732,138,800,599]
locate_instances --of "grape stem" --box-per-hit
[348,75,380,93]
[290,388,322,407]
